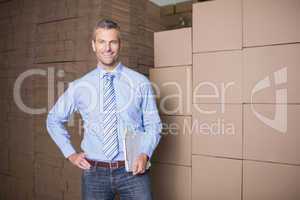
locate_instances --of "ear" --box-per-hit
[118,38,121,51]
[91,40,96,52]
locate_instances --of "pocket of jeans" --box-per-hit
[83,166,96,175]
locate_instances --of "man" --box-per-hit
[46,19,162,200]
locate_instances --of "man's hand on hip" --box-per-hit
[68,152,91,170]
[132,153,149,175]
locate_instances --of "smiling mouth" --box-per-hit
[103,54,113,57]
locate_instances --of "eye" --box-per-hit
[111,40,119,45]
[98,40,106,45]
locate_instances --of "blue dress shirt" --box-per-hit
[46,63,162,161]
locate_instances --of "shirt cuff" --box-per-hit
[61,143,77,158]
[141,150,151,160]
[140,141,156,160]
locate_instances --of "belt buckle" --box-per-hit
[109,161,118,169]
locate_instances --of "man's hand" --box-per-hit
[132,153,149,175]
[68,152,91,170]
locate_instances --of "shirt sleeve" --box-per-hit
[46,82,78,158]
[139,80,162,159]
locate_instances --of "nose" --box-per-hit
[104,42,111,52]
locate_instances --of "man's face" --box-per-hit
[92,28,121,68]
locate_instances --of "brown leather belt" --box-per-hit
[86,159,126,169]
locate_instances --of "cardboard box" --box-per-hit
[35,152,64,168]
[151,163,192,200]
[243,44,300,104]
[161,12,192,29]
[243,160,300,200]
[9,151,34,179]
[63,160,82,180]
[0,143,9,173]
[64,193,81,200]
[153,115,191,165]
[244,104,300,165]
[63,161,81,198]
[161,5,175,16]
[8,116,34,154]
[35,134,63,157]
[149,66,192,115]
[176,1,192,14]
[36,0,78,23]
[243,0,300,47]
[0,175,12,200]
[35,157,65,198]
[193,0,242,53]
[192,155,242,200]
[13,13,36,49]
[0,100,9,123]
[0,176,33,200]
[0,0,20,19]
[193,51,242,104]
[0,18,14,51]
[35,17,90,63]
[77,0,91,17]
[0,115,8,144]
[146,0,161,20]
[154,28,192,67]
[5,48,34,69]
[192,104,243,159]
[14,179,34,200]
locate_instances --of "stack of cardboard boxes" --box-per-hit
[150,27,192,200]
[242,0,300,199]
[0,0,163,199]
[160,1,192,29]
[192,1,243,199]
[151,0,300,199]
[0,0,36,199]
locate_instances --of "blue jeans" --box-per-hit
[81,165,152,200]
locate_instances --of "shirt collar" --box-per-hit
[96,62,123,79]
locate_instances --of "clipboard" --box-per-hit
[123,127,151,172]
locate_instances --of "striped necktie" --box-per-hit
[102,73,119,160]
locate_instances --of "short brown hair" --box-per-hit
[92,19,120,40]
